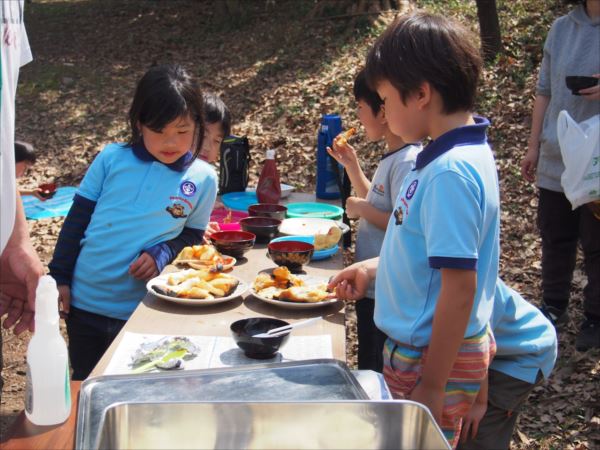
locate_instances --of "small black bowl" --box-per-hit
[268,240,314,272]
[566,76,599,95]
[38,182,57,199]
[230,317,291,359]
[210,230,256,258]
[239,217,281,243]
[248,203,288,221]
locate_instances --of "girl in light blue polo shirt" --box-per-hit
[49,65,218,380]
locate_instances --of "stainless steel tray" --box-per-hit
[95,401,450,450]
[76,359,367,450]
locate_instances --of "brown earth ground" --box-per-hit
[1,1,599,448]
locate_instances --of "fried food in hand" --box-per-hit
[333,127,356,147]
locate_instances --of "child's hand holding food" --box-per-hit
[327,127,358,170]
[203,221,221,243]
[129,252,159,281]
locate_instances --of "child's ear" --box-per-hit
[416,82,432,109]
[377,105,387,125]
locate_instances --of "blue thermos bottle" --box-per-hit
[316,114,343,200]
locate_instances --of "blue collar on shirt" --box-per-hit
[414,116,490,170]
[131,143,194,172]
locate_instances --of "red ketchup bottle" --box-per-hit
[256,149,281,204]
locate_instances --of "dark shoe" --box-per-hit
[575,320,600,351]
[540,303,569,327]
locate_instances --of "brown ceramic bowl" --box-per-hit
[239,217,281,243]
[209,230,256,258]
[248,203,288,221]
[268,240,314,272]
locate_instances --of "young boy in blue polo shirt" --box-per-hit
[327,68,420,372]
[49,65,217,380]
[459,279,557,449]
[330,12,500,447]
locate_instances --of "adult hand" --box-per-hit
[460,401,487,444]
[204,221,220,243]
[579,74,600,101]
[327,141,358,170]
[345,196,363,219]
[0,241,44,335]
[520,145,539,183]
[410,383,445,428]
[128,252,158,281]
[327,262,370,301]
[57,285,71,317]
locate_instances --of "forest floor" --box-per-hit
[1,0,598,448]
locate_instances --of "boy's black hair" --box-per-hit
[353,68,383,115]
[365,12,482,114]
[203,92,231,137]
[15,141,36,164]
[128,64,204,159]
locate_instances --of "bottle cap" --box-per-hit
[266,149,275,159]
[35,275,60,322]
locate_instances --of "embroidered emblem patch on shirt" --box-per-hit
[166,203,188,219]
[180,181,197,197]
[406,180,418,199]
[393,206,403,225]
[373,183,385,195]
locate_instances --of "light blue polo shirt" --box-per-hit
[70,143,218,320]
[491,280,557,384]
[374,117,500,346]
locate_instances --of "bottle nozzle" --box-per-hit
[35,276,60,322]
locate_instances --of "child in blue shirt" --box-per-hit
[328,68,420,372]
[330,12,500,447]
[459,279,557,449]
[49,65,218,380]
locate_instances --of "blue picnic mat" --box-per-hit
[22,186,77,220]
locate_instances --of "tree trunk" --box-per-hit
[475,0,502,62]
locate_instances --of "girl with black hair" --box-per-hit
[49,64,218,379]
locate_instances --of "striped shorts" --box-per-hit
[383,325,496,448]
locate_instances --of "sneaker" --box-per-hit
[540,303,569,327]
[575,320,600,351]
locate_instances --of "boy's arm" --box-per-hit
[346,198,391,230]
[410,268,476,424]
[327,143,371,198]
[144,227,205,273]
[48,194,96,286]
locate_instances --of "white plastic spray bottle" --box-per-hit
[25,275,71,425]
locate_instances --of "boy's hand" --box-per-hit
[410,383,445,427]
[345,196,364,219]
[129,252,158,281]
[204,221,220,244]
[328,262,370,301]
[520,145,539,183]
[327,142,359,171]
[57,285,71,317]
[460,400,487,444]
[579,74,600,101]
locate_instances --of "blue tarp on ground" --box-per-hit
[22,186,77,220]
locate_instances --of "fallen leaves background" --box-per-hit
[1,0,598,448]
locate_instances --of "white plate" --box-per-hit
[279,218,349,237]
[250,274,339,310]
[146,272,247,306]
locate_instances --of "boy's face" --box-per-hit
[376,80,426,143]
[357,99,386,142]
[200,122,225,163]
[140,114,196,164]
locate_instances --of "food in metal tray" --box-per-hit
[173,244,235,271]
[253,267,334,303]
[153,269,239,300]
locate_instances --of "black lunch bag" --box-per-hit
[219,135,251,194]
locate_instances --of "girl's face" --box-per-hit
[376,80,427,143]
[200,122,225,163]
[15,161,32,178]
[139,114,196,164]
[356,99,386,142]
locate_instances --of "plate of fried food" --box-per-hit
[147,269,247,305]
[173,244,236,271]
[250,266,338,309]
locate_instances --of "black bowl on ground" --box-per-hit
[239,217,281,243]
[248,203,288,221]
[209,230,256,258]
[268,240,314,272]
[565,76,599,95]
[230,317,291,359]
[38,182,57,199]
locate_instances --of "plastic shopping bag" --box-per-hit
[557,110,600,210]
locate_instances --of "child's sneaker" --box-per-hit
[575,320,600,351]
[540,303,569,327]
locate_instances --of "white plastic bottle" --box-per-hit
[25,275,71,425]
